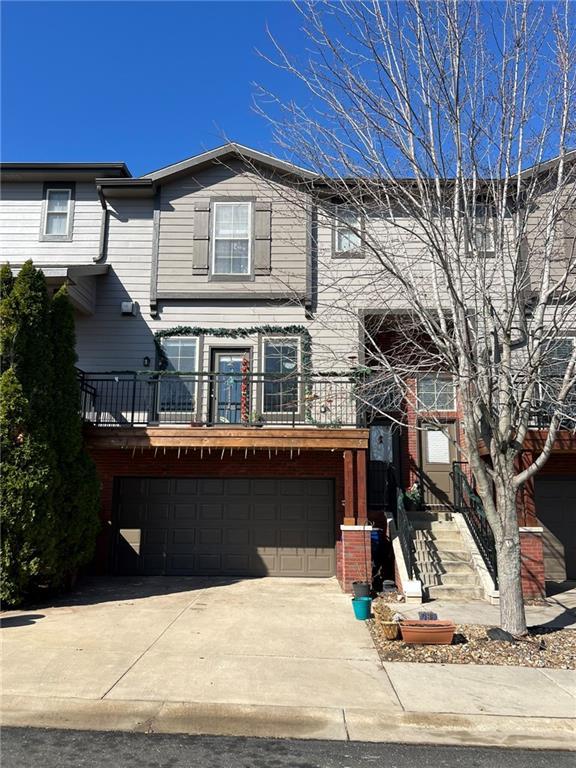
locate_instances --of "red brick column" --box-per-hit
[339,525,372,593]
[519,529,545,600]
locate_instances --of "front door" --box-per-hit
[419,422,457,507]
[211,349,250,424]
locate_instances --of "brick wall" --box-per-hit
[338,528,372,592]
[520,530,546,599]
[88,446,347,580]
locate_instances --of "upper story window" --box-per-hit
[542,337,574,378]
[335,207,361,254]
[158,337,199,415]
[40,184,75,241]
[469,203,495,256]
[212,202,251,275]
[262,337,300,414]
[161,336,198,372]
[417,374,455,411]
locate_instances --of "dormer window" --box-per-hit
[40,183,75,241]
[212,201,251,275]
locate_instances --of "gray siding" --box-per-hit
[0,181,102,263]
[156,160,308,297]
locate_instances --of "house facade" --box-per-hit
[1,143,574,598]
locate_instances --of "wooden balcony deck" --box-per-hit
[84,425,370,451]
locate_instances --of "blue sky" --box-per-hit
[1,1,306,176]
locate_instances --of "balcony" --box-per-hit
[78,370,365,430]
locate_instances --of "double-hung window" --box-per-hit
[538,337,575,422]
[158,337,199,417]
[212,202,251,275]
[471,203,495,255]
[417,374,455,411]
[263,338,300,414]
[335,207,361,254]
[43,188,72,238]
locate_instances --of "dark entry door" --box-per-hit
[419,422,457,507]
[114,477,335,577]
[211,350,249,424]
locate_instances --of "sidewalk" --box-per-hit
[2,660,574,749]
[1,577,574,749]
[398,585,576,629]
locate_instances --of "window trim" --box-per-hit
[332,204,365,259]
[211,200,253,278]
[157,336,201,421]
[260,335,302,416]
[40,182,75,242]
[416,374,456,412]
[465,201,496,258]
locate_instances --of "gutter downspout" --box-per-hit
[94,185,109,263]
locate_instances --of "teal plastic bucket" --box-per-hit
[352,596,372,620]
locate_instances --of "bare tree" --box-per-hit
[255,0,576,634]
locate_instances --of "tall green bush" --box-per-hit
[50,285,100,580]
[0,262,57,603]
[0,263,100,605]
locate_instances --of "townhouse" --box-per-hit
[1,143,574,598]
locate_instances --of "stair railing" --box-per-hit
[396,490,415,580]
[452,462,498,589]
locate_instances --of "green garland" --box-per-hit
[154,325,312,371]
[152,326,368,424]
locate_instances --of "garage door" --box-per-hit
[534,478,576,581]
[114,477,335,577]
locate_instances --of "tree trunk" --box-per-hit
[495,483,528,636]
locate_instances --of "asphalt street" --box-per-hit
[1,728,574,768]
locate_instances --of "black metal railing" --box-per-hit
[78,370,365,429]
[452,462,498,588]
[396,490,415,580]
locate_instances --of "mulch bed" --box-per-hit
[369,600,576,669]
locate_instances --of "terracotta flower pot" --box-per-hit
[380,621,400,640]
[399,620,455,645]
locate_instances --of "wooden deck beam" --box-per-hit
[84,426,370,451]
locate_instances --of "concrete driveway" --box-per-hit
[1,577,397,711]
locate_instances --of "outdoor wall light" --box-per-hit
[143,356,151,368]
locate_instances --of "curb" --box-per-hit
[2,695,575,750]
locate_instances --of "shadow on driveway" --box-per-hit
[0,614,46,629]
[19,575,260,611]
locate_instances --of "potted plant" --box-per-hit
[399,611,455,645]
[250,411,265,427]
[404,481,422,511]
[374,602,401,640]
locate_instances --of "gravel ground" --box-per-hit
[369,600,576,669]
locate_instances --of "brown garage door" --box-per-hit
[534,478,576,581]
[114,477,335,577]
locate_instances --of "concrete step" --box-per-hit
[407,509,455,522]
[427,584,486,600]
[428,547,471,559]
[413,530,463,543]
[431,559,477,575]
[414,559,476,575]
[438,572,480,587]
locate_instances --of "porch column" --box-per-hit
[343,449,356,525]
[356,449,368,524]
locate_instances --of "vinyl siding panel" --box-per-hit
[156,160,308,297]
[0,181,102,262]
